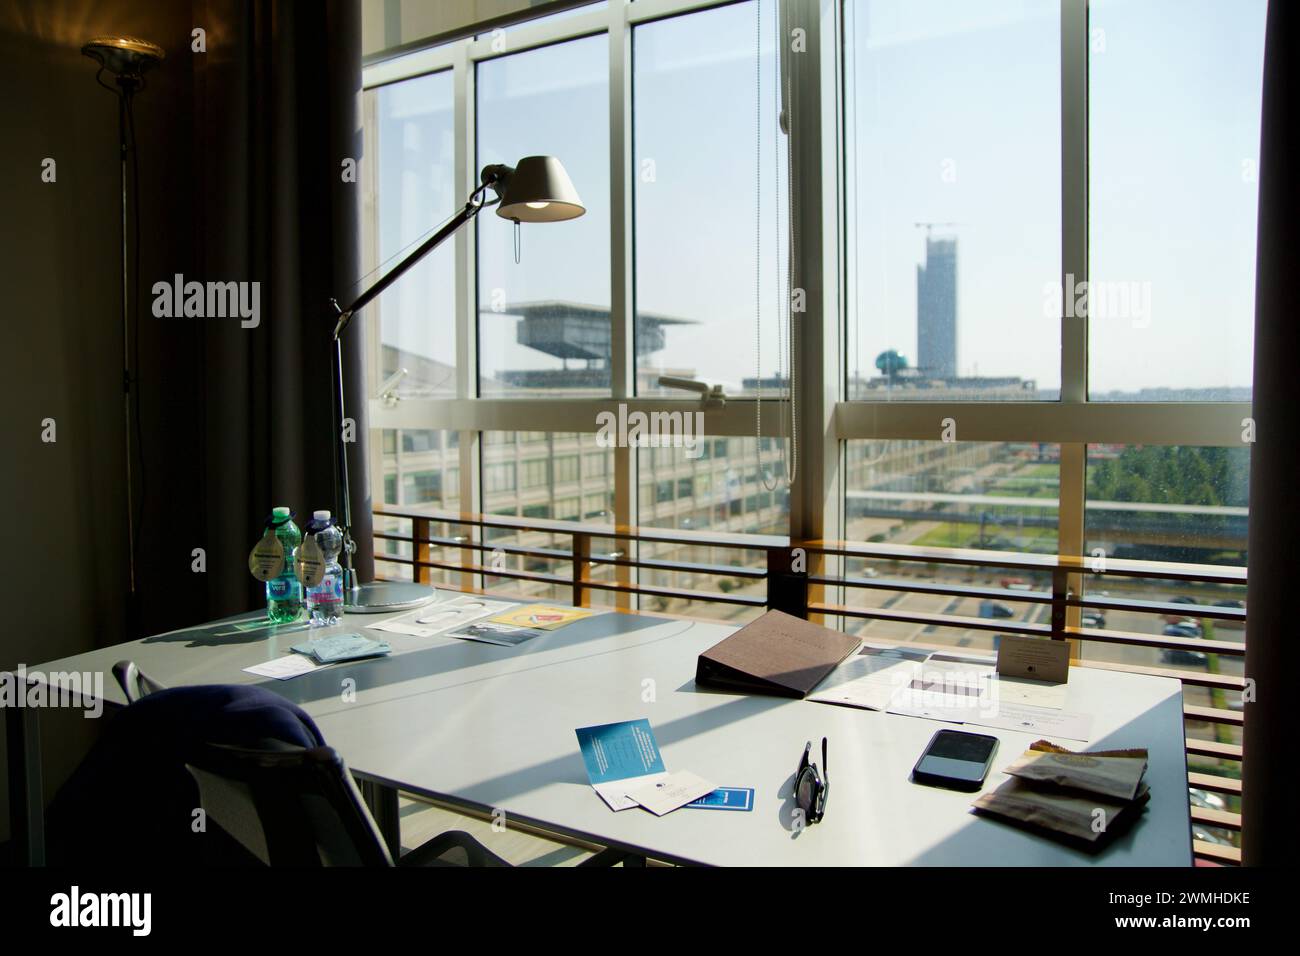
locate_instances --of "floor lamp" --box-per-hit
[331,156,584,612]
[82,36,165,631]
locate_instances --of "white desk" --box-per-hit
[7,596,1192,866]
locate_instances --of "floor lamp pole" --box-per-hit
[117,82,138,614]
[84,36,164,635]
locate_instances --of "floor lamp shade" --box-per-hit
[496,156,585,223]
[81,36,165,78]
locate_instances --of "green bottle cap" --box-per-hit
[272,506,291,519]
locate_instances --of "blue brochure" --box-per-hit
[575,719,669,811]
[686,787,755,811]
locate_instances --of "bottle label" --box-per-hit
[268,576,300,600]
[248,529,285,582]
[315,573,343,606]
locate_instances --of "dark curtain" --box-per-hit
[147,0,372,630]
[1243,0,1298,866]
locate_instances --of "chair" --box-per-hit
[111,660,510,868]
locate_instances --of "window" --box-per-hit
[845,0,1061,400]
[371,71,457,397]
[363,1,1264,862]
[364,1,1262,566]
[844,440,1061,553]
[484,462,516,493]
[1085,444,1249,566]
[633,0,787,397]
[521,459,549,488]
[1088,0,1266,401]
[477,36,611,396]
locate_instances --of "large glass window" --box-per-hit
[373,428,463,587]
[1088,0,1266,401]
[633,0,787,398]
[372,71,457,397]
[844,0,1061,400]
[1085,444,1249,566]
[844,440,1061,553]
[477,36,611,396]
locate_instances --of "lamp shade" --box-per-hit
[82,36,165,77]
[496,156,585,223]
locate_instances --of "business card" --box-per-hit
[996,634,1070,683]
[685,787,755,811]
[626,770,717,817]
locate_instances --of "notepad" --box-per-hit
[290,633,391,664]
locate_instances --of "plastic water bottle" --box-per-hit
[305,510,344,627]
[265,507,303,624]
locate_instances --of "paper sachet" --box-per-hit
[1001,740,1148,802]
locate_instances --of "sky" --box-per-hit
[372,0,1268,401]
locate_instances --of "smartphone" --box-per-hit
[911,729,999,791]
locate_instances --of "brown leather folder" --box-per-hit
[695,609,861,698]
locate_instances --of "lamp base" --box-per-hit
[343,580,437,614]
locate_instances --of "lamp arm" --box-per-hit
[333,200,476,340]
[328,179,498,594]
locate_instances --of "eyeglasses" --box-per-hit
[794,738,829,824]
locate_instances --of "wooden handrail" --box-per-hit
[804,538,1247,585]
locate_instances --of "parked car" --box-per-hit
[1214,598,1246,628]
[1160,623,1207,665]
[1081,611,1106,629]
[1164,595,1202,624]
[1001,577,1033,591]
[1189,788,1227,812]
[1192,826,1235,847]
[979,599,1016,619]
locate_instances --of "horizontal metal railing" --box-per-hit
[373,506,1247,865]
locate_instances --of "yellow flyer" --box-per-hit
[488,603,596,630]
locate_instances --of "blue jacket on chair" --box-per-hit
[47,684,323,866]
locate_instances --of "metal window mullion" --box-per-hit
[467,7,612,62]
[1060,0,1088,404]
[833,401,1250,446]
[610,0,637,609]
[628,0,739,26]
[454,39,483,590]
[1059,0,1089,650]
[786,0,833,553]
[363,44,459,90]
[360,88,388,575]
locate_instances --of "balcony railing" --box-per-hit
[373,505,1246,865]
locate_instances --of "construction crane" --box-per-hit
[914,221,959,238]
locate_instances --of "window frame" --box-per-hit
[362,0,1254,615]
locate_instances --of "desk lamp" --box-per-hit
[330,156,584,612]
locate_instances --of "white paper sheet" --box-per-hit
[593,771,671,812]
[243,654,320,681]
[983,674,1069,710]
[809,644,928,711]
[366,596,514,639]
[964,702,1094,742]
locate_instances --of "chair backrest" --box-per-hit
[185,739,395,867]
[113,660,167,703]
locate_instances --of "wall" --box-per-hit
[0,0,198,847]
